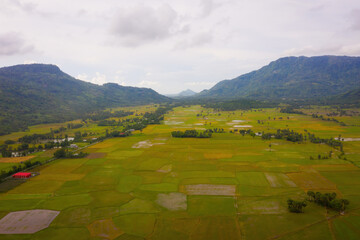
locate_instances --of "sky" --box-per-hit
[0,0,360,94]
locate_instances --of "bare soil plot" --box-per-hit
[182,184,236,196]
[0,156,35,163]
[287,171,337,190]
[0,209,59,234]
[132,140,164,148]
[156,192,187,211]
[87,219,123,239]
[86,152,107,159]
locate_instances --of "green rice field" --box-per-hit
[0,105,359,239]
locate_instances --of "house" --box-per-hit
[12,172,31,179]
[70,144,78,148]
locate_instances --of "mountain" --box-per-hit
[0,64,169,135]
[178,89,197,97]
[166,89,197,98]
[197,56,360,100]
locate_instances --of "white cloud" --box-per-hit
[0,32,34,55]
[138,80,159,87]
[110,4,180,47]
[23,59,37,64]
[76,73,88,81]
[186,81,217,86]
[77,72,107,85]
[350,9,360,31]
[1,0,360,94]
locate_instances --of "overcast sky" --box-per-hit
[0,0,360,94]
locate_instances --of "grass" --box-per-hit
[0,105,359,239]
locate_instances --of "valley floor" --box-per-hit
[0,105,360,239]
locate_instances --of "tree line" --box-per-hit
[171,130,212,138]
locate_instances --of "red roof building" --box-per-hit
[12,172,31,179]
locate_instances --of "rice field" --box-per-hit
[0,105,359,239]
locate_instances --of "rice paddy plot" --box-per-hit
[113,214,156,238]
[264,172,297,188]
[236,172,269,187]
[187,196,237,216]
[287,171,337,190]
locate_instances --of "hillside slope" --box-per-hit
[0,64,169,135]
[197,56,360,99]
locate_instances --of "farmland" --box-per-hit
[0,105,359,239]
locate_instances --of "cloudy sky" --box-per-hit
[0,0,360,94]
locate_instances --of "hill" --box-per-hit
[0,64,169,135]
[166,89,197,98]
[197,56,360,100]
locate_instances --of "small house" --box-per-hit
[12,172,31,179]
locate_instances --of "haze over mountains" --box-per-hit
[197,56,360,100]
[166,89,197,98]
[0,55,359,135]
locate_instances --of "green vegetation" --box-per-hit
[307,191,350,212]
[287,199,307,213]
[171,129,212,138]
[197,56,360,100]
[0,105,359,239]
[0,64,169,135]
[53,149,88,159]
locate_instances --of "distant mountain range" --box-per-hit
[0,64,169,135]
[197,56,360,100]
[166,89,197,98]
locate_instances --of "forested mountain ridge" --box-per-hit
[0,64,169,135]
[197,56,360,99]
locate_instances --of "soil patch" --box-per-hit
[86,152,107,159]
[132,140,165,149]
[156,193,187,211]
[183,184,236,196]
[0,209,59,234]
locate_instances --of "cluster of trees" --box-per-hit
[0,140,72,158]
[280,106,304,115]
[105,130,131,138]
[205,128,226,133]
[97,106,171,131]
[307,133,343,149]
[202,99,276,111]
[311,114,346,126]
[287,199,307,213]
[67,123,83,129]
[261,129,304,142]
[86,110,134,122]
[0,160,41,182]
[171,130,212,138]
[261,129,343,149]
[53,148,88,159]
[232,129,256,137]
[307,191,349,212]
[309,151,332,160]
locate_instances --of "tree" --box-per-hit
[307,191,315,201]
[54,148,66,158]
[287,199,307,213]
